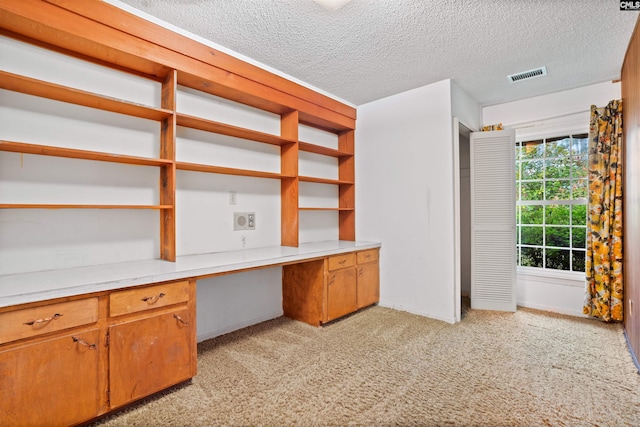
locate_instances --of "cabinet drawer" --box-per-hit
[110,280,190,317]
[0,297,99,344]
[327,253,356,271]
[357,249,379,264]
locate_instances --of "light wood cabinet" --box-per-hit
[0,297,103,427]
[283,248,380,326]
[356,249,380,309]
[0,279,196,426]
[0,329,103,427]
[109,307,194,408]
[108,280,196,409]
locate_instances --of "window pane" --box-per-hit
[515,142,521,160]
[572,250,586,272]
[522,226,544,245]
[571,204,587,225]
[571,156,587,178]
[521,205,543,224]
[546,205,570,225]
[572,179,588,199]
[545,158,570,179]
[521,140,544,159]
[546,136,570,158]
[522,181,544,200]
[546,227,570,247]
[572,227,586,248]
[546,248,570,270]
[572,134,588,155]
[521,247,543,268]
[516,160,521,180]
[517,226,521,244]
[516,246,521,266]
[545,180,571,200]
[521,160,544,180]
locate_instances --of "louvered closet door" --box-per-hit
[470,129,516,311]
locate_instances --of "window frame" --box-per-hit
[515,132,588,279]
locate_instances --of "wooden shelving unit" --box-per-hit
[0,0,358,261]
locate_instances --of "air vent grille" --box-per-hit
[507,67,547,83]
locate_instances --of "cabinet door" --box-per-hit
[109,308,194,408]
[357,263,380,309]
[326,268,357,322]
[0,330,101,427]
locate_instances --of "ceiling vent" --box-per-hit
[507,66,547,83]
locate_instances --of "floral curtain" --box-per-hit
[583,100,624,322]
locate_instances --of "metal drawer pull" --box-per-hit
[338,259,347,265]
[24,313,63,326]
[329,276,336,286]
[359,268,363,277]
[142,292,166,304]
[174,314,189,327]
[72,336,97,350]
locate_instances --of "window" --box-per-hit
[515,134,588,272]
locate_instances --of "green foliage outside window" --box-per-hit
[516,134,588,272]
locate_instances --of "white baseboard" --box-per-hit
[197,310,284,343]
[516,301,585,318]
[377,302,456,324]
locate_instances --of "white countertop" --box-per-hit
[0,240,381,308]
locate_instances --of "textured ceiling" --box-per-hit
[115,0,638,106]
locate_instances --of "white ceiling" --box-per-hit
[116,0,638,107]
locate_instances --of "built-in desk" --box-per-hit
[0,240,380,308]
[0,240,380,427]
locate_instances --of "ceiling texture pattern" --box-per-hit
[117,0,638,106]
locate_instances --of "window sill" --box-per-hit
[517,266,585,287]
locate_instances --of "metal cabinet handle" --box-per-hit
[72,336,97,350]
[174,313,189,327]
[24,313,62,326]
[338,259,347,265]
[142,292,166,304]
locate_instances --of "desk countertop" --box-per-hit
[0,240,381,308]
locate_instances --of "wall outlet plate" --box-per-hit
[233,212,255,230]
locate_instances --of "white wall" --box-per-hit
[483,81,621,316]
[357,79,457,323]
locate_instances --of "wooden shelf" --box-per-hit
[299,207,354,211]
[177,114,296,146]
[176,161,292,180]
[299,176,354,185]
[0,204,173,209]
[0,140,173,167]
[0,71,173,121]
[299,141,352,158]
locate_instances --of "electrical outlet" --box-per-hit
[229,191,236,205]
[233,212,255,230]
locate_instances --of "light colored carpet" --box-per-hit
[93,304,640,426]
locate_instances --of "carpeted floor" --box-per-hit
[92,304,640,426]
